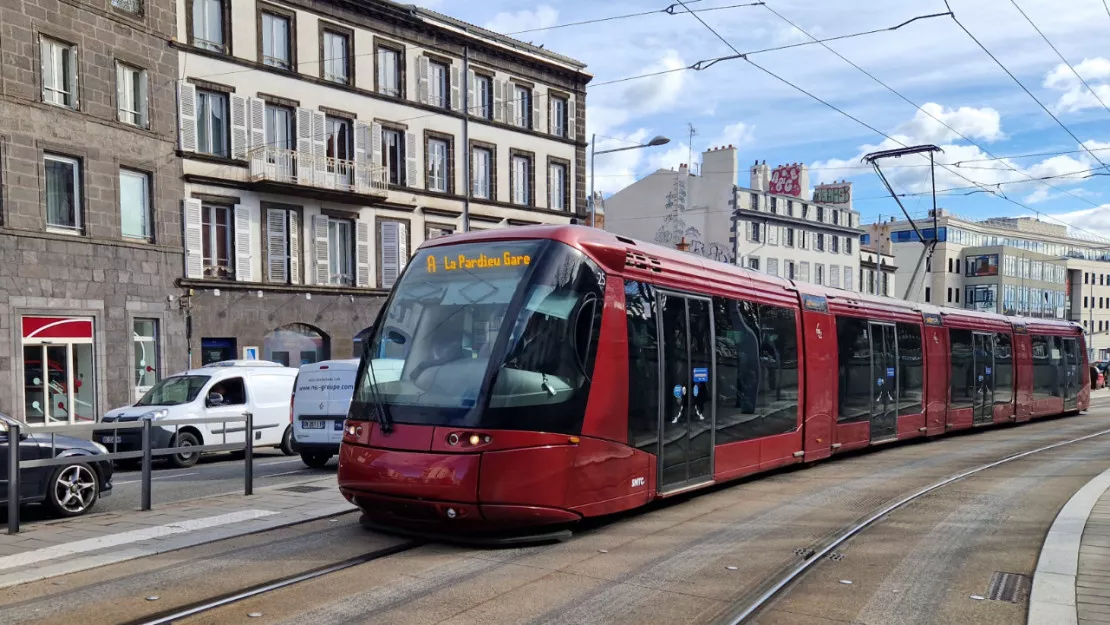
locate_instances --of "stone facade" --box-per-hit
[0,0,183,423]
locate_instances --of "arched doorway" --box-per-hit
[264,323,331,368]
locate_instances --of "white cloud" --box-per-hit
[717,122,755,148]
[620,50,688,115]
[1047,206,1110,241]
[1043,57,1110,113]
[483,5,558,35]
[895,103,1004,144]
[589,129,655,195]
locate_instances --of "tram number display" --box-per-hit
[425,251,531,273]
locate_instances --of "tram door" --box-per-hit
[973,333,995,425]
[658,292,714,492]
[1062,337,1080,411]
[869,322,898,442]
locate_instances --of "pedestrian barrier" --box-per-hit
[3,413,255,534]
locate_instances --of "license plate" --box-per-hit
[303,420,325,429]
[101,436,123,444]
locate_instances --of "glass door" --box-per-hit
[22,343,94,425]
[1063,337,1080,411]
[973,333,995,425]
[657,292,714,492]
[869,322,898,441]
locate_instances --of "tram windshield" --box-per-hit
[351,239,604,434]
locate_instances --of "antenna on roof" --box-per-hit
[688,123,696,171]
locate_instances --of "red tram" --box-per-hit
[337,225,1089,535]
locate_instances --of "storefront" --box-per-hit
[21,316,97,425]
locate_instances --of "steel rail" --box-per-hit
[130,540,421,625]
[722,424,1110,624]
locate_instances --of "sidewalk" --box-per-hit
[1029,466,1110,625]
[0,476,355,590]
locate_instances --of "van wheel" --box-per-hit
[46,463,99,517]
[280,426,296,456]
[168,432,201,468]
[300,452,331,469]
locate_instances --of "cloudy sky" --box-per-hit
[418,0,1110,238]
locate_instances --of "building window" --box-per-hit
[786,261,796,280]
[767,258,779,277]
[119,169,151,240]
[429,60,449,109]
[786,228,795,247]
[427,137,449,192]
[844,269,853,291]
[817,206,825,222]
[472,146,492,199]
[202,203,233,279]
[815,264,824,285]
[133,319,160,401]
[196,90,229,157]
[265,208,297,284]
[831,236,840,254]
[379,220,408,288]
[551,96,568,138]
[748,257,760,271]
[382,127,405,185]
[846,237,853,254]
[956,259,961,274]
[816,233,825,251]
[265,104,293,151]
[473,74,493,119]
[752,222,762,243]
[191,0,226,52]
[116,62,148,127]
[511,154,532,206]
[325,116,352,163]
[925,286,931,302]
[830,265,840,288]
[376,45,402,97]
[112,0,143,14]
[549,162,568,210]
[750,193,758,210]
[21,316,96,425]
[41,37,78,108]
[769,197,777,213]
[832,210,840,225]
[322,29,350,84]
[260,10,292,69]
[45,154,81,231]
[426,224,453,240]
[513,84,532,128]
[327,218,353,285]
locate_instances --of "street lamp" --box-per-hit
[589,134,670,228]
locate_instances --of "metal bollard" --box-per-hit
[244,413,253,496]
[141,419,152,511]
[8,422,20,535]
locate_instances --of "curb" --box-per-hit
[1028,466,1110,624]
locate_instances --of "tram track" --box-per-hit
[709,423,1110,625]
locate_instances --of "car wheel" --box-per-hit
[300,452,331,469]
[46,462,99,517]
[280,426,296,456]
[168,432,201,468]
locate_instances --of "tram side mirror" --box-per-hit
[206,392,225,407]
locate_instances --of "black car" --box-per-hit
[0,413,113,517]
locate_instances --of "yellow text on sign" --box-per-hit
[426,252,531,273]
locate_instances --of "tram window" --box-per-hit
[625,281,660,453]
[1030,334,1054,400]
[896,323,923,416]
[949,329,974,409]
[994,332,1014,405]
[835,316,871,423]
[713,298,800,443]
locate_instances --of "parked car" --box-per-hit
[0,412,113,517]
[1093,365,1106,390]
[95,360,299,469]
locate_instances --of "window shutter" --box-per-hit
[289,210,301,284]
[568,99,575,139]
[380,221,400,288]
[356,219,371,287]
[371,122,383,188]
[745,221,752,242]
[504,84,515,126]
[312,111,326,183]
[466,69,476,115]
[532,89,542,132]
[417,55,429,105]
[547,163,553,209]
[116,63,126,123]
[313,215,330,285]
[549,99,557,137]
[138,70,149,128]
[405,131,418,188]
[234,204,253,282]
[68,46,78,108]
[768,224,778,245]
[266,208,288,283]
[398,221,409,273]
[248,97,266,150]
[295,107,313,183]
[229,94,248,160]
[41,39,51,103]
[183,199,204,279]
[177,83,198,152]
[353,120,369,191]
[493,79,504,122]
[450,64,461,111]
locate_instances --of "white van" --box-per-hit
[95,360,299,468]
[290,360,360,468]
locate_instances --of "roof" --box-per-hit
[391,1,589,72]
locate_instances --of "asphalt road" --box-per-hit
[8,402,1110,625]
[10,449,338,524]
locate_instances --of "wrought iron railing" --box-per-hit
[248,147,388,195]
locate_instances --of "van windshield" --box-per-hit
[351,239,604,434]
[135,375,210,406]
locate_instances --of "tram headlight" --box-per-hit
[468,434,480,446]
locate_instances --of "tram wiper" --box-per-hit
[366,358,394,434]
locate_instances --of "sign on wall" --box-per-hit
[769,164,803,197]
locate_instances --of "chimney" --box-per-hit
[750,159,770,192]
[702,145,738,191]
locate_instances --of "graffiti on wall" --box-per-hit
[653,174,735,264]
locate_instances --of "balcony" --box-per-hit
[249,147,388,198]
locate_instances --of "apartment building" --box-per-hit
[0,0,185,425]
[173,0,590,365]
[603,146,864,291]
[866,210,1110,359]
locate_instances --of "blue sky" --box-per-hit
[417,0,1110,239]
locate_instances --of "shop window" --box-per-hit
[264,323,330,367]
[133,319,160,402]
[201,337,236,365]
[21,316,96,425]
